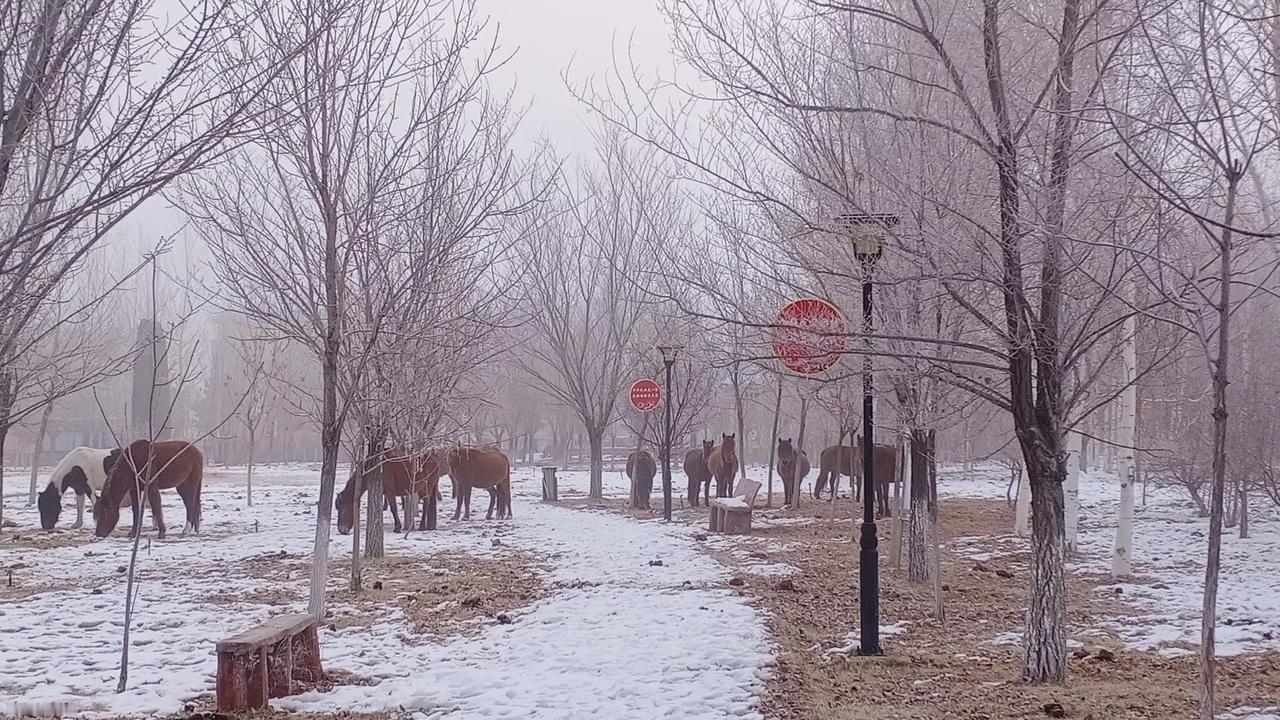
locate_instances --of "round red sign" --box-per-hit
[774,298,848,375]
[629,379,662,412]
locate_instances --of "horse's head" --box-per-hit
[335,470,361,535]
[94,444,141,538]
[777,438,795,464]
[701,440,714,459]
[720,433,737,463]
[37,483,61,530]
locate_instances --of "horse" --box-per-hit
[812,438,898,516]
[813,444,856,502]
[446,446,511,520]
[776,438,810,508]
[706,433,738,498]
[335,449,448,535]
[682,440,714,507]
[93,440,203,539]
[626,450,657,509]
[37,447,119,530]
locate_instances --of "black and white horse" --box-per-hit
[37,447,118,530]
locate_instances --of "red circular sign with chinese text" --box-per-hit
[629,379,662,412]
[774,298,847,375]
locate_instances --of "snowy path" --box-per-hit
[0,466,771,718]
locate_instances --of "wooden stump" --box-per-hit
[541,467,558,501]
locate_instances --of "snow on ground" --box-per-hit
[0,465,772,718]
[823,621,909,656]
[939,463,1280,657]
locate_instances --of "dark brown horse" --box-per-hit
[706,433,738,498]
[447,446,511,520]
[93,440,203,539]
[812,438,898,516]
[627,450,657,509]
[683,440,714,506]
[336,450,447,534]
[776,438,810,508]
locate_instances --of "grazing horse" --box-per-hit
[37,447,119,530]
[626,450,657,509]
[706,433,738,498]
[335,450,448,535]
[682,440,714,507]
[447,446,512,520]
[776,439,810,508]
[93,440,203,539]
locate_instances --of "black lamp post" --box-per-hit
[839,212,899,656]
[657,345,683,522]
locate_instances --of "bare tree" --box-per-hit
[518,130,683,498]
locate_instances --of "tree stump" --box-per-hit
[541,467,558,501]
[216,613,322,712]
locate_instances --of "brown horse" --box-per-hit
[813,439,898,516]
[706,433,738,498]
[335,450,447,534]
[93,440,203,539]
[776,438,810,508]
[813,444,856,501]
[683,440,714,507]
[627,450,657,509]
[447,446,512,520]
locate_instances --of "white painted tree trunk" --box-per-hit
[1014,472,1031,537]
[1064,431,1081,552]
[1112,303,1138,577]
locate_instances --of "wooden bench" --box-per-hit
[709,479,762,535]
[215,612,323,712]
[541,466,559,501]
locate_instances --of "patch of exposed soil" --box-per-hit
[325,550,546,640]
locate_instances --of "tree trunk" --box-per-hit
[908,429,933,583]
[1025,452,1068,683]
[246,426,256,507]
[308,214,343,618]
[1064,431,1081,553]
[588,427,605,499]
[766,377,782,507]
[0,372,13,529]
[350,469,362,592]
[732,362,746,484]
[364,431,385,558]
[630,415,650,508]
[1014,472,1031,537]
[797,396,809,451]
[927,430,944,620]
[27,400,54,505]
[1200,172,1239,720]
[1112,293,1138,576]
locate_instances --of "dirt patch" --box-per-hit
[741,497,1280,719]
[325,550,546,640]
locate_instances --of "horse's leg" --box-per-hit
[175,480,199,536]
[701,477,710,506]
[388,494,402,533]
[452,488,463,521]
[485,489,496,520]
[73,491,86,529]
[124,487,143,538]
[146,485,167,539]
[418,491,429,531]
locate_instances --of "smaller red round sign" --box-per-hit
[629,379,662,412]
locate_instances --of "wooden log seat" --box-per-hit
[709,479,762,535]
[215,612,322,712]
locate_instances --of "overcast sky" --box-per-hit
[484,0,674,155]
[109,0,676,290]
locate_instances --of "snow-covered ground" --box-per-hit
[938,464,1280,657]
[0,465,772,718]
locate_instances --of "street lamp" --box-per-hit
[837,212,899,656]
[657,345,683,522]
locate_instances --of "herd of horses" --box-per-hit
[35,440,513,539]
[34,432,902,539]
[627,433,900,514]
